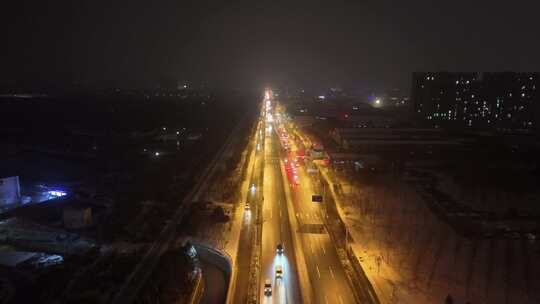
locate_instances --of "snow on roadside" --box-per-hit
[334,172,540,304]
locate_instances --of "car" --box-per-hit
[275,265,283,279]
[276,243,284,254]
[264,279,272,296]
[245,203,250,210]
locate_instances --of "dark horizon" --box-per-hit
[2,1,540,91]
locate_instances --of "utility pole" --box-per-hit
[345,226,349,250]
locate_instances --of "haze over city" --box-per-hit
[1,1,539,304]
[3,0,540,90]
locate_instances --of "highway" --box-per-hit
[232,118,266,303]
[259,120,301,303]
[232,91,360,304]
[273,126,356,304]
[255,91,355,304]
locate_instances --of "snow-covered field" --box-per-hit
[332,171,540,304]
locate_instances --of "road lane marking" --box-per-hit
[339,295,344,304]
[316,264,321,278]
[325,295,329,304]
[329,266,335,279]
[310,242,314,254]
[280,209,282,218]
[322,245,326,255]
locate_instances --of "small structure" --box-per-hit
[0,176,21,207]
[63,205,92,229]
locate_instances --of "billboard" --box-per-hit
[0,176,21,206]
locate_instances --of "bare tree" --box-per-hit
[504,240,515,304]
[465,239,479,297]
[520,238,532,298]
[484,239,496,300]
[427,229,448,288]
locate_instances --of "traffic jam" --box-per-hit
[278,126,302,186]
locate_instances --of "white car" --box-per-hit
[275,265,283,279]
[264,279,272,296]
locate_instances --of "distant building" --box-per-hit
[329,128,461,151]
[482,72,538,131]
[388,88,409,107]
[411,72,540,131]
[0,176,21,207]
[412,72,479,125]
[292,115,315,127]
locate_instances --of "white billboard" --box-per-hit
[0,176,21,206]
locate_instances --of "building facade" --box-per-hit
[412,72,539,131]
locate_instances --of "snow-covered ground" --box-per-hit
[325,169,540,304]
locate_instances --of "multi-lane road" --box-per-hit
[260,121,301,304]
[258,94,356,304]
[269,116,356,304]
[231,92,362,304]
[283,132,356,304]
[232,118,266,304]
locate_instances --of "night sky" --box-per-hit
[2,0,540,91]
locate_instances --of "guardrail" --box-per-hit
[346,245,380,304]
[246,121,265,304]
[186,271,204,304]
[246,181,264,303]
[318,168,381,304]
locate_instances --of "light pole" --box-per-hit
[345,226,349,250]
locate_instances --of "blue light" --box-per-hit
[48,190,67,197]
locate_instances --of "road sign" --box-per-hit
[312,195,323,203]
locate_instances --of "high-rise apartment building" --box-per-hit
[411,72,539,131]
